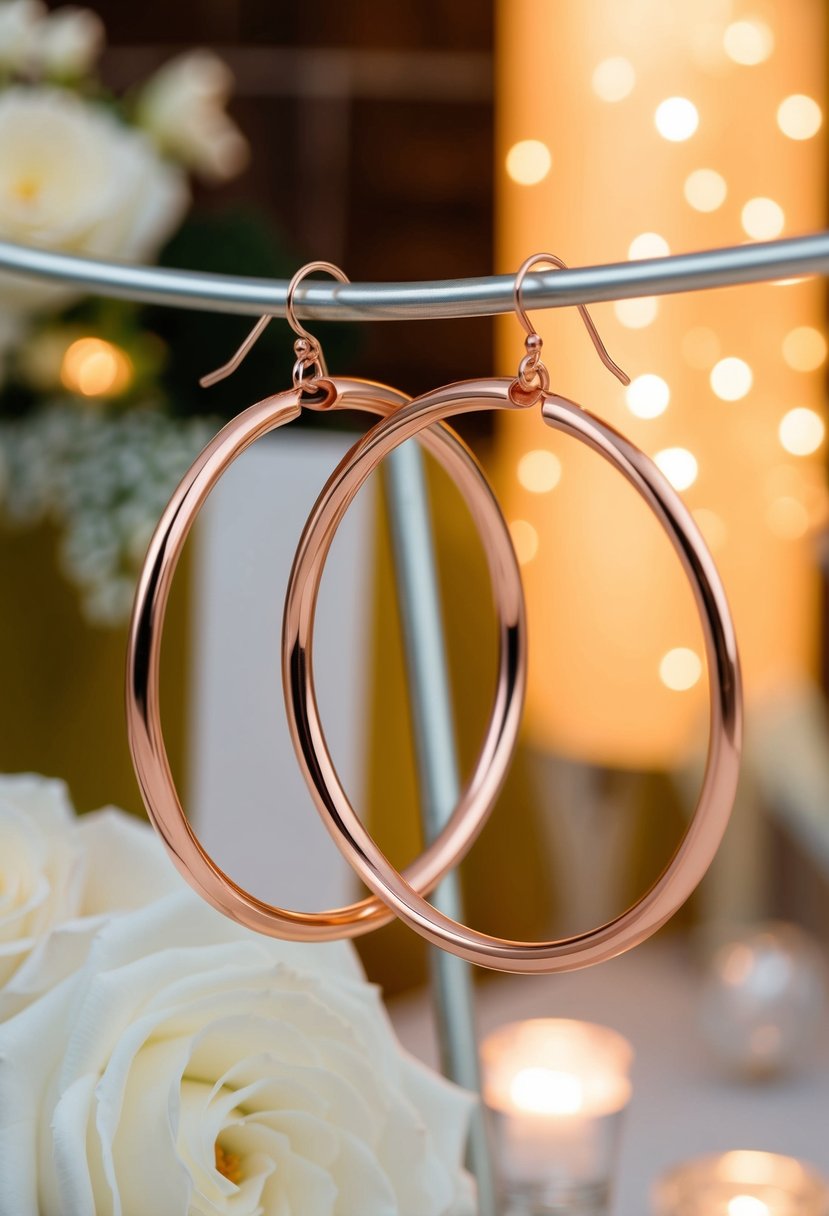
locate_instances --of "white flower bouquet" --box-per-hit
[0,774,475,1215]
[0,0,317,624]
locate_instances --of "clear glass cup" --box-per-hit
[481,1018,633,1216]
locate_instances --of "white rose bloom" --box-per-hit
[137,50,250,181]
[0,0,45,72]
[0,773,179,1012]
[0,86,189,312]
[0,891,474,1216]
[33,5,105,79]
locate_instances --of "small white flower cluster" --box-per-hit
[0,775,474,1216]
[0,403,214,626]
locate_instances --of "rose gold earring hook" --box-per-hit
[199,261,350,389]
[514,253,631,387]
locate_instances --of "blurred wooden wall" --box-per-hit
[99,0,496,397]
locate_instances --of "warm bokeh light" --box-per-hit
[591,56,635,102]
[659,647,703,692]
[777,93,823,140]
[654,96,699,141]
[497,0,826,768]
[782,326,827,371]
[682,327,721,369]
[710,357,753,401]
[517,449,562,493]
[727,1197,770,1216]
[655,447,699,491]
[625,373,670,418]
[509,519,539,564]
[778,407,825,456]
[684,168,727,212]
[693,507,727,551]
[614,296,659,328]
[60,337,133,398]
[628,232,670,260]
[482,1020,633,1119]
[505,139,552,184]
[741,197,785,239]
[723,19,774,66]
[509,1068,584,1116]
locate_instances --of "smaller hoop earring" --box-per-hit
[126,263,528,943]
[282,252,743,973]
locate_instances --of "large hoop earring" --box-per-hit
[282,253,743,972]
[126,263,528,941]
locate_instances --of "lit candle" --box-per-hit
[653,1151,829,1216]
[481,1019,633,1214]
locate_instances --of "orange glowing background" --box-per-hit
[494,0,827,769]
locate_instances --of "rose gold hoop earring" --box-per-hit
[283,252,743,973]
[126,261,528,941]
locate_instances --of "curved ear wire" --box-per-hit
[514,252,631,387]
[200,314,273,388]
[199,261,351,389]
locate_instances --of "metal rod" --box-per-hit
[383,443,500,1216]
[2,230,829,319]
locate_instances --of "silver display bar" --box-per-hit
[2,231,829,320]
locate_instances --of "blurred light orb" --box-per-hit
[767,496,810,539]
[614,296,659,328]
[659,647,702,692]
[517,449,562,493]
[628,232,670,260]
[655,447,698,491]
[723,19,774,66]
[693,507,727,551]
[505,139,552,185]
[777,94,823,140]
[682,326,721,369]
[778,407,825,456]
[509,519,539,564]
[655,97,699,141]
[510,1067,583,1116]
[698,923,828,1079]
[60,337,133,398]
[741,197,785,239]
[710,357,753,401]
[625,373,670,419]
[591,57,636,102]
[684,168,727,212]
[782,326,827,372]
[728,1198,771,1216]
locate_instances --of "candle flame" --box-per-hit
[509,1067,584,1115]
[727,1196,770,1216]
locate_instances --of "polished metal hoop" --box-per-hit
[282,376,743,971]
[126,375,527,940]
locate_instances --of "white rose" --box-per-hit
[0,0,45,71]
[0,890,474,1215]
[33,5,105,79]
[137,50,250,181]
[0,86,189,312]
[0,773,179,1014]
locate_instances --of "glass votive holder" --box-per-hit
[481,1018,633,1216]
[653,1151,829,1216]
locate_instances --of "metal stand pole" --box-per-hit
[383,441,499,1216]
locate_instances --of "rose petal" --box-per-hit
[75,809,180,914]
